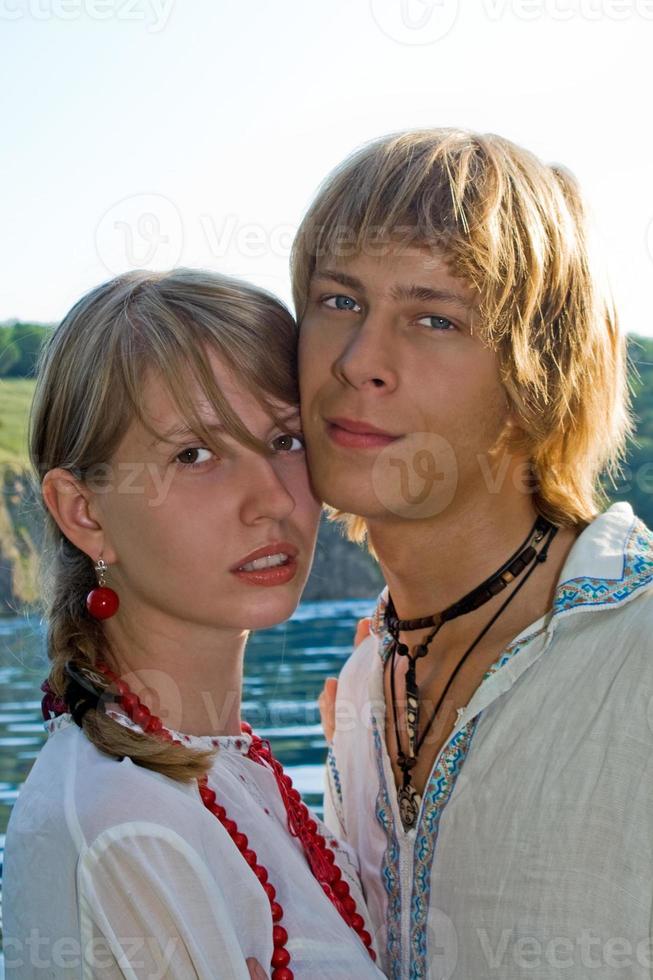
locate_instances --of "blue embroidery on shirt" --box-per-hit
[326,746,346,831]
[365,507,653,978]
[553,518,653,614]
[407,623,553,978]
[371,714,402,980]
[408,721,478,979]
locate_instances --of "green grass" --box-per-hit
[0,378,35,466]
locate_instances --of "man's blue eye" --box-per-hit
[324,295,360,312]
[418,315,455,331]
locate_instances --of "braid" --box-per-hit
[43,528,215,782]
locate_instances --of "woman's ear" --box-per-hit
[41,468,117,564]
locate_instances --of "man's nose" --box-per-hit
[332,313,399,392]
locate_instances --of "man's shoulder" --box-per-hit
[555,576,653,675]
[338,615,380,692]
[611,579,653,633]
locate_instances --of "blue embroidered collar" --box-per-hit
[369,502,653,662]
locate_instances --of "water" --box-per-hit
[0,597,378,961]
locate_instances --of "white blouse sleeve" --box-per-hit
[76,822,266,980]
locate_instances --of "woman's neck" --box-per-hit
[102,610,248,737]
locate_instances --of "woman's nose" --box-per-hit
[238,455,296,526]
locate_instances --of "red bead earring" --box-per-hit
[86,556,119,620]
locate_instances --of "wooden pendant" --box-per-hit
[405,659,420,758]
[398,778,421,831]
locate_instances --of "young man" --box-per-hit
[292,130,653,979]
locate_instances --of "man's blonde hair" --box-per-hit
[291,128,634,540]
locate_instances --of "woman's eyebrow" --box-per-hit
[148,421,225,449]
[148,409,301,450]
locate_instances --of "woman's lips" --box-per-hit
[230,541,299,588]
[231,557,298,587]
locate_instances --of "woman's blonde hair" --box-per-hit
[29,268,299,781]
[291,128,634,543]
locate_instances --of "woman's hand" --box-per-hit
[247,957,268,979]
[318,676,338,744]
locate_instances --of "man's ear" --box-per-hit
[503,398,526,436]
[41,468,117,564]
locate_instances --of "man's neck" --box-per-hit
[368,495,583,649]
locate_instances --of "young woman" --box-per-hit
[2,269,383,979]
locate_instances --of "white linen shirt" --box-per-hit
[323,502,653,980]
[3,708,385,979]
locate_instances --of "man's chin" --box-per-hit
[307,458,388,519]
[318,490,384,522]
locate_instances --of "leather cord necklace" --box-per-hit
[385,515,558,831]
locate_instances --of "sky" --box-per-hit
[2,0,652,337]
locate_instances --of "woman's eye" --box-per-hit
[323,294,361,313]
[175,447,216,469]
[417,315,456,332]
[271,432,305,454]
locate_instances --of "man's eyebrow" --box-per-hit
[311,269,366,293]
[389,283,474,311]
[311,270,473,312]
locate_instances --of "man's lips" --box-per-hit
[326,417,399,437]
[325,416,402,449]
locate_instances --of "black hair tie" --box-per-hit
[63,661,104,728]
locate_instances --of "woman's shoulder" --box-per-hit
[7,716,202,852]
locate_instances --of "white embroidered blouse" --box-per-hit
[323,502,653,980]
[2,708,385,979]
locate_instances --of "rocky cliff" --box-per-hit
[0,465,43,615]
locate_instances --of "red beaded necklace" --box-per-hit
[94,663,376,979]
